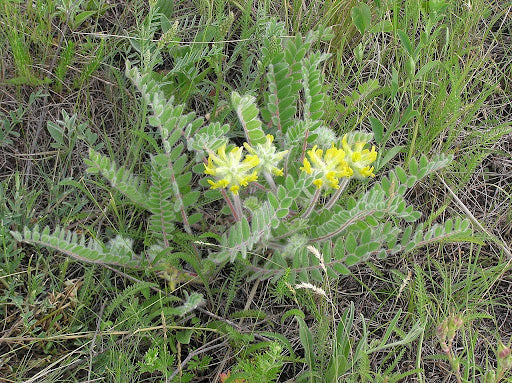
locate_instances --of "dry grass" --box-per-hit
[1,0,511,381]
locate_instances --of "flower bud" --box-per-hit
[498,342,512,370]
[446,316,463,341]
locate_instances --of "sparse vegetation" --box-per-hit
[1,0,511,382]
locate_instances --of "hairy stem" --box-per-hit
[302,188,321,219]
[324,177,350,210]
[445,347,462,383]
[263,171,277,193]
[221,189,240,222]
[232,192,244,221]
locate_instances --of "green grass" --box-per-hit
[1,0,512,381]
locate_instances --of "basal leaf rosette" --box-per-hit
[341,134,378,179]
[300,144,353,190]
[204,144,259,194]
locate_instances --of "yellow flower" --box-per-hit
[300,144,353,189]
[341,134,378,179]
[204,144,259,194]
[243,134,288,177]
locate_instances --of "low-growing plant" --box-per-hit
[436,314,512,383]
[9,21,475,381]
[0,90,45,147]
[5,0,510,381]
[12,19,472,290]
[220,341,286,382]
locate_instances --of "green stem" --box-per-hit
[416,323,425,383]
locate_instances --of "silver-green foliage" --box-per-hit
[86,148,149,209]
[11,21,473,289]
[202,22,472,283]
[126,62,204,237]
[232,91,266,145]
[11,62,207,268]
[220,152,471,284]
[11,225,140,267]
[11,61,207,319]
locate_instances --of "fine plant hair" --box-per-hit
[11,19,473,292]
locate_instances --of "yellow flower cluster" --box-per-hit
[204,136,287,194]
[341,134,378,179]
[300,134,378,189]
[300,145,353,189]
[244,135,288,176]
[204,133,377,194]
[204,144,259,194]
